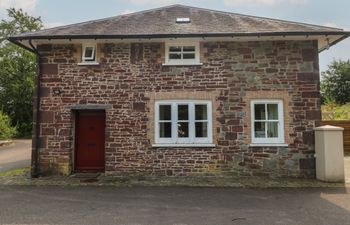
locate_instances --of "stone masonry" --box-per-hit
[35,40,321,178]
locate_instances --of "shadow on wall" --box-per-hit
[345,156,350,184]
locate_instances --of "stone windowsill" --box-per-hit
[77,62,100,66]
[162,63,203,66]
[152,143,216,148]
[249,143,289,147]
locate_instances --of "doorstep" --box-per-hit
[70,173,101,183]
[70,173,101,179]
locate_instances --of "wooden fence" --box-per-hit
[318,120,350,155]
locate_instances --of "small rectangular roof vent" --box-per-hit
[176,18,191,23]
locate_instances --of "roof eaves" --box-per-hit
[318,32,350,53]
[7,38,35,53]
[8,31,350,41]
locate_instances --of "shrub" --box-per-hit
[322,102,350,120]
[0,111,16,140]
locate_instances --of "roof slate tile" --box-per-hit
[10,4,345,39]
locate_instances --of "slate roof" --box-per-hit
[10,4,347,40]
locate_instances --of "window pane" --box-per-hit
[169,53,181,59]
[183,53,195,59]
[159,105,171,120]
[169,46,181,52]
[254,122,265,138]
[178,105,188,120]
[267,104,278,120]
[195,105,207,120]
[254,104,265,120]
[84,47,94,58]
[267,122,278,138]
[159,122,172,138]
[195,122,208,138]
[183,46,195,52]
[178,122,189,138]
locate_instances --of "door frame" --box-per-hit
[73,110,106,172]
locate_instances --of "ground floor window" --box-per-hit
[251,100,284,144]
[155,100,212,144]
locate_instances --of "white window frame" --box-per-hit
[154,100,213,146]
[163,42,202,66]
[251,100,284,144]
[81,44,96,63]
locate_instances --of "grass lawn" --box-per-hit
[0,167,29,178]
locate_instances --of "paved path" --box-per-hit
[0,186,349,225]
[0,139,31,172]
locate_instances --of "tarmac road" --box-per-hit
[0,186,350,225]
[0,139,31,172]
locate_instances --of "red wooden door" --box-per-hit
[75,111,105,172]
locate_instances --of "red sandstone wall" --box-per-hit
[34,40,321,178]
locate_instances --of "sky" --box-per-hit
[0,0,349,72]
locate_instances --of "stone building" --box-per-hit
[9,5,349,177]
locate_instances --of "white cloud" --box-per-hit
[323,22,349,30]
[288,0,306,4]
[323,22,339,28]
[223,0,281,7]
[223,0,306,7]
[127,0,218,6]
[121,9,136,15]
[43,22,65,29]
[0,0,38,11]
[129,0,177,6]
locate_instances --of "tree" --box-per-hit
[0,8,42,136]
[321,60,350,105]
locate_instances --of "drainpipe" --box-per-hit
[29,39,41,178]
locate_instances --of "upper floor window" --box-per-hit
[82,44,96,63]
[155,100,212,145]
[251,100,284,144]
[164,42,201,66]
